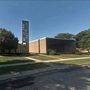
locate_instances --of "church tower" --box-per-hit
[22,20,29,53]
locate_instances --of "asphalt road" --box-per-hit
[0,67,89,90]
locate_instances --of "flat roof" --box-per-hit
[29,37,75,43]
[46,37,76,41]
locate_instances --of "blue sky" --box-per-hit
[0,0,90,42]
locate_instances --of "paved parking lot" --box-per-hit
[0,67,90,90]
[16,68,90,90]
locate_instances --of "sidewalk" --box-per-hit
[26,56,90,63]
[0,56,42,68]
[0,56,90,81]
[25,57,41,62]
[0,56,90,68]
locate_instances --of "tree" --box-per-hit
[55,33,74,39]
[75,29,90,53]
[0,28,18,53]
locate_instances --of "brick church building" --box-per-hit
[17,20,76,54]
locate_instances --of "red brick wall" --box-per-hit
[29,40,40,53]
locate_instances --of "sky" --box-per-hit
[0,0,90,42]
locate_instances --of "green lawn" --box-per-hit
[30,55,57,60]
[0,63,49,75]
[0,56,34,65]
[55,58,90,65]
[50,54,90,59]
[29,54,90,61]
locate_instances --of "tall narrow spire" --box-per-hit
[22,20,29,53]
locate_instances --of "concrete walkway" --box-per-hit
[0,57,40,68]
[42,56,90,62]
[26,56,90,63]
[0,56,90,81]
[0,56,3,57]
[0,56,90,68]
[25,57,41,62]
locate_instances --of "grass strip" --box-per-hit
[51,54,90,59]
[30,55,56,60]
[0,56,34,65]
[0,63,49,75]
[58,59,90,65]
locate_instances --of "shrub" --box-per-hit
[48,49,57,55]
[75,49,83,55]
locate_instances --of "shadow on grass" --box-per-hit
[0,59,34,65]
[0,62,49,75]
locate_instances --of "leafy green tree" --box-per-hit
[55,33,74,39]
[0,28,18,53]
[75,29,90,53]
